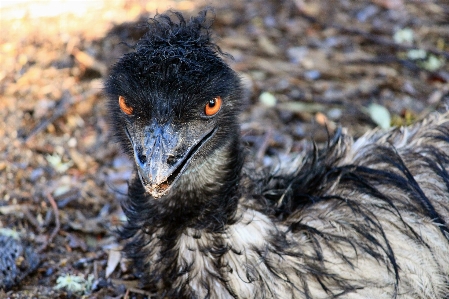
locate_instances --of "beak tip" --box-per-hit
[146,183,171,199]
[137,169,172,198]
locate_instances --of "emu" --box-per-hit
[105,10,449,299]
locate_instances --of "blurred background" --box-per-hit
[0,0,448,297]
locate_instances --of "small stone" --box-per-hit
[259,92,277,107]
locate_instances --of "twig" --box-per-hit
[23,208,43,233]
[37,192,60,253]
[256,128,273,163]
[93,260,99,280]
[127,287,153,296]
[0,204,35,215]
[110,279,155,296]
[72,47,108,77]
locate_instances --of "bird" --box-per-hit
[104,10,449,299]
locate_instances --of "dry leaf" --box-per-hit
[106,249,121,278]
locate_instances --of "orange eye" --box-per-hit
[205,96,222,116]
[119,95,133,115]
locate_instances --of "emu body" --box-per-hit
[105,11,449,299]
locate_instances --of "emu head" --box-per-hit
[105,11,242,198]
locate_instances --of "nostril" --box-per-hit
[166,154,176,165]
[137,153,147,165]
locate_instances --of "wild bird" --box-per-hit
[105,10,449,299]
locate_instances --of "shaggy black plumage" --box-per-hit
[105,10,449,299]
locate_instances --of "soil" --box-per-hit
[0,0,448,298]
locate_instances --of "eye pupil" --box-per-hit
[208,99,216,107]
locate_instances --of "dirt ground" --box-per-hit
[0,0,448,298]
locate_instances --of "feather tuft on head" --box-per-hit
[134,9,225,67]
